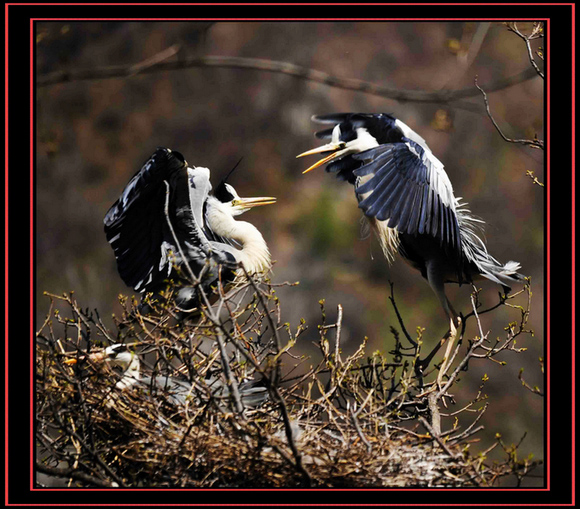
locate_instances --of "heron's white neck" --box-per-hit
[206,201,271,276]
[112,351,141,389]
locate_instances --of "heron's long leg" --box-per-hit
[416,266,461,379]
[437,316,460,387]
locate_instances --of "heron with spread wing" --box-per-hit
[104,148,276,312]
[298,113,525,379]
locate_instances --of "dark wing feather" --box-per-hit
[104,148,183,291]
[353,140,461,256]
[104,148,212,293]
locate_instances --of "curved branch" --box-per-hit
[37,54,539,108]
[475,76,544,150]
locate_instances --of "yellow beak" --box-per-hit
[63,351,107,365]
[296,143,348,174]
[235,196,277,209]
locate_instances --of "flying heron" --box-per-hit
[297,112,525,380]
[104,148,276,312]
[65,343,269,409]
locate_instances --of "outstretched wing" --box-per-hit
[354,137,461,254]
[104,148,213,293]
[311,113,461,255]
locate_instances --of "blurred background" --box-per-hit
[35,21,544,484]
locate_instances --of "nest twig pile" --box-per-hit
[36,274,541,488]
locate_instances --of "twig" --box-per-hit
[525,170,544,187]
[518,368,544,397]
[215,331,245,415]
[449,404,488,443]
[506,22,544,79]
[475,76,544,150]
[128,44,181,76]
[388,282,417,348]
[418,416,458,459]
[436,294,488,400]
[334,304,343,364]
[163,180,198,284]
[36,462,118,488]
[351,389,374,453]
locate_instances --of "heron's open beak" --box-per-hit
[296,143,349,174]
[63,351,107,365]
[235,196,277,209]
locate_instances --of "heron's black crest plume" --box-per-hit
[224,157,244,183]
[215,157,244,203]
[109,344,128,356]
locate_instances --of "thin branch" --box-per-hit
[36,462,118,488]
[215,331,245,415]
[128,44,181,76]
[506,22,544,79]
[525,170,544,187]
[418,416,458,459]
[388,282,417,348]
[475,76,544,150]
[334,304,343,364]
[518,368,544,397]
[37,54,539,109]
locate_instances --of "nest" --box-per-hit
[36,277,540,488]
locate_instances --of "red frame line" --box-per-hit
[25,12,553,497]
[6,5,566,503]
[4,2,10,507]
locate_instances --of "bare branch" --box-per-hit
[475,76,544,150]
[506,22,545,79]
[37,54,539,111]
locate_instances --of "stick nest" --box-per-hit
[36,276,540,488]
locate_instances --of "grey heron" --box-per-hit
[297,113,526,379]
[65,343,269,409]
[104,148,276,312]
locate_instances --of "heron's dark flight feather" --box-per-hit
[104,148,234,300]
[353,141,461,258]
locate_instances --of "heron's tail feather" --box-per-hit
[456,199,526,289]
[502,260,525,278]
[479,259,526,288]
